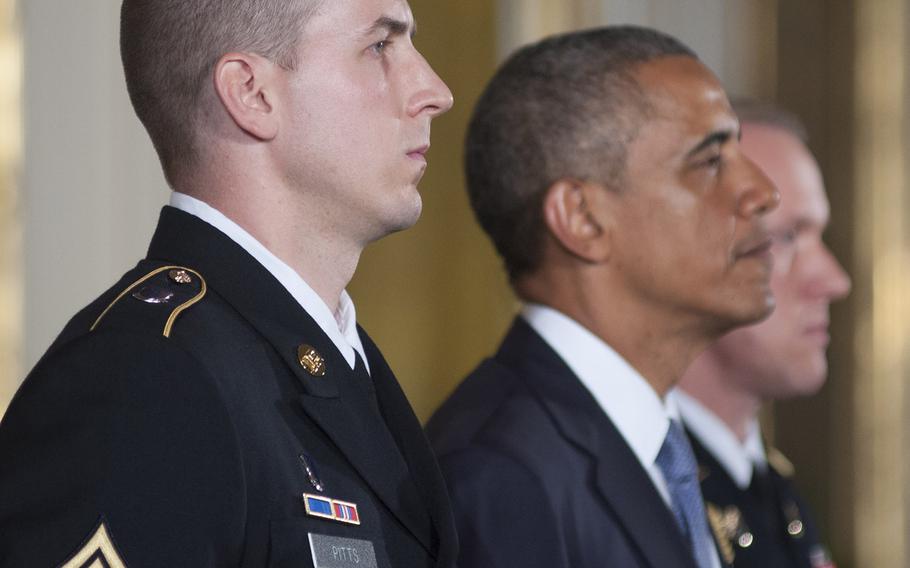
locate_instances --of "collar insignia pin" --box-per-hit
[168,268,193,284]
[298,344,326,376]
[707,503,749,564]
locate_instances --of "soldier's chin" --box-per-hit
[376,194,423,239]
[791,357,829,397]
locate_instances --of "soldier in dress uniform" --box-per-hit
[676,101,850,568]
[0,1,455,567]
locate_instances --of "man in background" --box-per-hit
[0,1,455,566]
[676,101,849,568]
[428,27,779,568]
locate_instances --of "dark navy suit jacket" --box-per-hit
[427,318,717,568]
[0,207,456,567]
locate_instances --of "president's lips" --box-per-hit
[734,232,774,267]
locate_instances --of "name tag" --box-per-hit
[308,533,378,568]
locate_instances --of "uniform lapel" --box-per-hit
[359,329,457,567]
[497,319,698,568]
[146,207,434,552]
[297,357,436,554]
[688,431,756,568]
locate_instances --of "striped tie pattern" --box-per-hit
[655,420,716,568]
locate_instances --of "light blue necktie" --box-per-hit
[655,420,716,568]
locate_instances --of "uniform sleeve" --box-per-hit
[0,330,246,568]
[438,447,569,568]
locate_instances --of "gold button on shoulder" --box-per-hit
[168,269,193,284]
[298,344,327,376]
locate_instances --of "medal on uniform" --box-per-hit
[303,493,361,525]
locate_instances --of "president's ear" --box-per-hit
[213,52,280,141]
[541,179,612,263]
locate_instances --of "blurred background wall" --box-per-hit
[1,1,907,566]
[0,0,19,424]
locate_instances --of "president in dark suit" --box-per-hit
[427,27,779,568]
[0,0,454,566]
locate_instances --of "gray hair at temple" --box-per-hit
[731,99,809,143]
[464,25,697,282]
[120,0,324,186]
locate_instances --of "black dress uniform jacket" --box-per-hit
[426,318,729,568]
[688,432,833,568]
[0,207,457,568]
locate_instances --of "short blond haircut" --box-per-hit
[120,0,322,185]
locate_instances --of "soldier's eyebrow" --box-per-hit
[365,15,417,39]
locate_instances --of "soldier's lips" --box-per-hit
[407,144,429,163]
[804,321,831,345]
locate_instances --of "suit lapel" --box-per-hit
[588,430,700,568]
[146,207,434,552]
[359,330,456,567]
[497,319,698,568]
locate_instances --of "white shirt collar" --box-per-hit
[674,388,767,489]
[521,303,678,490]
[521,304,721,568]
[169,192,368,373]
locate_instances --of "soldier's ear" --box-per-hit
[541,179,612,264]
[213,52,279,141]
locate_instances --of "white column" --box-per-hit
[21,2,168,371]
[0,0,21,415]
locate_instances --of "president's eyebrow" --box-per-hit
[685,127,739,159]
[365,15,417,38]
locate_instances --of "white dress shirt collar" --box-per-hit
[522,304,721,568]
[674,388,767,489]
[521,303,679,501]
[169,192,368,372]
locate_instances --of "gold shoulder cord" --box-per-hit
[89,265,207,338]
[766,446,796,478]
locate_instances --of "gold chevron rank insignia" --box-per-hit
[60,520,127,568]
